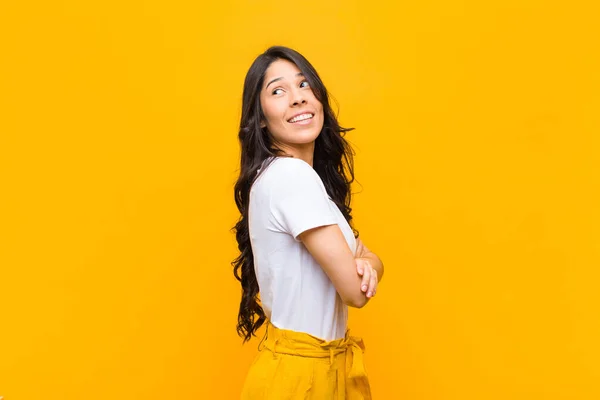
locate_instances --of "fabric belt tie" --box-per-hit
[263,325,368,379]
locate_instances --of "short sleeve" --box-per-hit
[269,159,338,242]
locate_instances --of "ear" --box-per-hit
[260,120,267,128]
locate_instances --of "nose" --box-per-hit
[290,87,307,106]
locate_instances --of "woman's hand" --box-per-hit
[356,257,378,298]
[355,237,378,298]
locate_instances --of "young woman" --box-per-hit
[232,45,384,399]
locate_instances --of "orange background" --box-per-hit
[1,1,599,399]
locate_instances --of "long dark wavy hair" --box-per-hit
[231,45,360,343]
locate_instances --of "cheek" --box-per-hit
[314,101,324,117]
[262,100,285,121]
[317,108,325,122]
[260,101,271,119]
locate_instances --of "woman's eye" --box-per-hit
[272,81,308,95]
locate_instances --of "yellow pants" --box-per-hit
[241,320,372,399]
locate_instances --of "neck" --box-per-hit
[274,142,315,167]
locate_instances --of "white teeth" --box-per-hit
[289,113,313,123]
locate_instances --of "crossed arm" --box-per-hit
[355,236,384,298]
[298,224,384,308]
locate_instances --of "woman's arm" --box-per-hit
[299,224,371,308]
[355,237,384,282]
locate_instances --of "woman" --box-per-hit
[232,45,384,399]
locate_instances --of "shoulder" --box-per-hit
[255,157,326,201]
[261,157,318,182]
[271,156,314,172]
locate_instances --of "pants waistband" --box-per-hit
[260,320,368,379]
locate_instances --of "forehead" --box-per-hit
[264,59,302,81]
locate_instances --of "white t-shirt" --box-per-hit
[248,156,357,341]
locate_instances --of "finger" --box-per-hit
[374,274,378,296]
[367,269,378,297]
[356,258,364,276]
[361,263,371,292]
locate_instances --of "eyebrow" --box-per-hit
[265,72,305,90]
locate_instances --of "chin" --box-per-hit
[292,132,321,144]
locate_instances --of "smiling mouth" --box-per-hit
[287,113,314,123]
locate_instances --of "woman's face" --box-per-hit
[259,59,324,151]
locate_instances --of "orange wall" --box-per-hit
[1,1,599,399]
